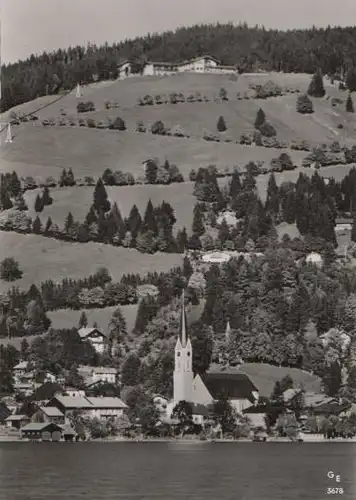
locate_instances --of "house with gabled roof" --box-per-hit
[5,414,30,429]
[48,394,127,423]
[78,327,106,353]
[78,365,117,385]
[31,406,65,425]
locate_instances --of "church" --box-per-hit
[169,293,260,415]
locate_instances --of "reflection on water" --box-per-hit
[0,442,355,500]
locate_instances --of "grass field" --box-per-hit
[0,231,183,294]
[24,184,197,233]
[21,162,356,231]
[47,304,139,335]
[0,126,308,181]
[239,362,322,398]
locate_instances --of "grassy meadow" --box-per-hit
[239,363,322,398]
[24,183,197,232]
[0,126,308,180]
[0,230,183,295]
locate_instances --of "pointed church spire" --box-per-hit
[76,83,82,98]
[180,290,188,347]
[5,123,12,143]
[225,319,231,342]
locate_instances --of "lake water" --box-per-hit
[0,442,355,499]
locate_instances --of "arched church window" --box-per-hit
[177,352,181,357]
[187,352,191,356]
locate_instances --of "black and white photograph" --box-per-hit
[0,0,356,498]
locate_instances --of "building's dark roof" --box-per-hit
[201,372,258,403]
[21,422,63,433]
[5,414,30,422]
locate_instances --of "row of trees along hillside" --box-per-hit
[2,23,356,112]
[188,163,356,253]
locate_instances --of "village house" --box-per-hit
[31,406,65,425]
[12,361,29,383]
[48,395,127,423]
[21,422,65,442]
[14,381,40,397]
[78,327,106,353]
[5,414,30,429]
[117,60,131,77]
[63,387,86,398]
[283,389,352,423]
[78,365,117,385]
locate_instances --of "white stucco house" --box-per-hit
[78,365,117,385]
[48,395,127,423]
[78,327,106,354]
[142,55,237,77]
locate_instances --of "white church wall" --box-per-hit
[191,375,214,406]
[230,398,254,414]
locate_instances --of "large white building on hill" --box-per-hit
[171,293,259,415]
[118,55,237,78]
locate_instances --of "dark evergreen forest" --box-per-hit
[2,23,356,113]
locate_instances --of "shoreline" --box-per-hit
[2,436,356,443]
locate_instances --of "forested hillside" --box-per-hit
[2,23,356,113]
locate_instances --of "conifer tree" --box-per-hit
[34,194,44,213]
[134,297,158,335]
[145,159,158,184]
[346,93,354,113]
[8,171,21,197]
[217,115,227,132]
[265,173,279,217]
[42,186,53,206]
[110,202,126,239]
[183,255,193,280]
[307,69,325,97]
[65,212,74,233]
[346,68,356,93]
[254,108,266,129]
[14,193,27,211]
[192,204,205,236]
[176,227,188,253]
[127,204,142,239]
[296,94,314,114]
[59,168,67,187]
[32,216,42,234]
[44,216,53,235]
[0,185,13,210]
[143,199,158,235]
[93,178,110,213]
[66,168,76,186]
[218,219,230,245]
[187,233,202,250]
[229,170,242,199]
[78,311,88,328]
[85,205,97,226]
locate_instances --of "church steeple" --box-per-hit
[173,289,193,404]
[179,289,189,347]
[225,319,232,342]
